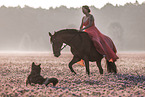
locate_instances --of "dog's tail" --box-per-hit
[43,78,58,86]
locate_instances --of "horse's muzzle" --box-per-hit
[54,52,60,57]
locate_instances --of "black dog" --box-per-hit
[26,62,58,86]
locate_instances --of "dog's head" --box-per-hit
[31,62,41,74]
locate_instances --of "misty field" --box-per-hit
[0,52,145,97]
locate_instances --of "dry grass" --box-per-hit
[0,52,145,97]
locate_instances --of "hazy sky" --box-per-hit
[0,0,145,9]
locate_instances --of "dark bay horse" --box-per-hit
[49,29,117,75]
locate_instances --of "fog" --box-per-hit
[0,2,145,52]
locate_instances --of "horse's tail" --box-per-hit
[106,60,117,74]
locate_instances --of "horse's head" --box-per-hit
[49,32,63,57]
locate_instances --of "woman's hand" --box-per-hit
[80,29,83,31]
[79,28,85,31]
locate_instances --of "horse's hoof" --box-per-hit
[100,72,103,75]
[113,72,117,75]
[71,72,76,76]
[73,73,76,76]
[100,70,103,74]
[74,72,77,75]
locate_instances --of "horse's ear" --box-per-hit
[48,32,52,37]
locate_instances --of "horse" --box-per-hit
[49,29,117,75]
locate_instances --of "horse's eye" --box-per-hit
[53,38,56,42]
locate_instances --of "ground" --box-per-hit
[0,52,145,97]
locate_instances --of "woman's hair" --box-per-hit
[82,5,91,13]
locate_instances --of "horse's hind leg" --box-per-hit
[83,56,90,75]
[96,60,103,74]
[111,62,117,74]
[106,60,117,74]
[69,56,81,74]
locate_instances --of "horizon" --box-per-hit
[0,0,145,9]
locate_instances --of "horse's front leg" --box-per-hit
[84,56,90,76]
[69,56,81,74]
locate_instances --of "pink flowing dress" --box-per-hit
[82,18,119,62]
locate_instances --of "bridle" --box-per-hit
[60,33,79,51]
[61,44,67,51]
[53,32,84,59]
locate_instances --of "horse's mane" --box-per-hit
[54,29,87,36]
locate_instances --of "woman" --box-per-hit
[78,5,118,65]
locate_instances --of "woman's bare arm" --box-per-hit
[81,14,94,30]
[80,17,84,30]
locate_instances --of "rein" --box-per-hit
[60,33,79,51]
[61,44,67,50]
